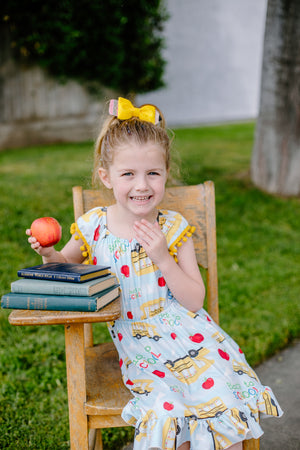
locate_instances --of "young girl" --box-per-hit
[27,98,282,450]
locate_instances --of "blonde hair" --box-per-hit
[92,104,172,187]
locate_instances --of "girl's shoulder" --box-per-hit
[72,206,107,242]
[159,209,188,228]
[79,206,107,224]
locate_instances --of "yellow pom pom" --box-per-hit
[70,224,76,234]
[80,245,85,251]
[75,235,79,240]
[190,226,196,233]
[183,237,187,242]
[187,232,192,237]
[82,251,88,257]
[177,242,182,247]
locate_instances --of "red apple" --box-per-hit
[189,333,204,343]
[152,370,165,378]
[158,277,166,287]
[118,333,123,341]
[171,333,177,340]
[218,349,230,360]
[30,217,61,247]
[121,265,130,277]
[94,225,100,241]
[127,311,133,319]
[202,378,214,389]
[163,402,174,411]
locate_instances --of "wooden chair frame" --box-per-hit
[9,181,259,450]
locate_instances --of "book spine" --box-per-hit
[1,294,97,311]
[17,270,81,282]
[11,282,89,296]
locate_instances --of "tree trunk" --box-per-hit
[251,0,300,196]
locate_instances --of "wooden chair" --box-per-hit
[9,181,259,450]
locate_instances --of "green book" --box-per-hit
[11,274,117,297]
[1,285,120,312]
[17,262,110,283]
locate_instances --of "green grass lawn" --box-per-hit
[0,122,299,449]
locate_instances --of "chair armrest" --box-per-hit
[8,296,121,326]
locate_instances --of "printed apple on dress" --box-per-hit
[30,217,62,247]
[152,370,165,378]
[163,401,174,411]
[218,349,230,360]
[202,377,214,389]
[121,265,130,277]
[158,277,166,287]
[189,333,204,343]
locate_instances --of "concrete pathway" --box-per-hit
[256,339,300,450]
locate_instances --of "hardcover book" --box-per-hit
[1,285,120,312]
[17,262,110,283]
[11,274,117,297]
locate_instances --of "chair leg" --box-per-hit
[243,438,260,450]
[94,429,103,450]
[89,429,103,450]
[65,323,89,450]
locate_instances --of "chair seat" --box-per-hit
[85,342,133,417]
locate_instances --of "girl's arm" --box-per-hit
[26,230,85,265]
[133,220,205,312]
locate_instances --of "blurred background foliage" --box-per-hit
[1,0,168,94]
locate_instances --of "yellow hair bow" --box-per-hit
[109,97,159,124]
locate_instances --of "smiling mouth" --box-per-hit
[130,195,152,201]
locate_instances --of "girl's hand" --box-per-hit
[26,229,56,258]
[133,219,170,266]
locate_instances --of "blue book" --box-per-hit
[1,285,120,312]
[11,274,117,296]
[17,262,110,283]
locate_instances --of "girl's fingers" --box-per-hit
[134,220,161,238]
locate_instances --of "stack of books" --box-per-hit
[1,262,120,312]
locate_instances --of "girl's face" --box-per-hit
[99,141,168,221]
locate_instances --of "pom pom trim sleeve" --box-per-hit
[168,225,196,262]
[70,222,93,265]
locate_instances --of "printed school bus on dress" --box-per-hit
[164,347,214,385]
[135,410,157,442]
[130,379,154,396]
[140,298,165,319]
[212,331,226,343]
[184,397,227,420]
[207,420,233,449]
[131,244,158,276]
[131,322,162,341]
[208,407,254,449]
[232,359,259,381]
[259,391,280,416]
[162,417,179,450]
[185,398,249,438]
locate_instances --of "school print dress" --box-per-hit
[71,207,283,450]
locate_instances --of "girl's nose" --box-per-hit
[135,175,148,191]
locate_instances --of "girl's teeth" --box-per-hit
[132,196,149,200]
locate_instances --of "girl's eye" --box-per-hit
[148,171,160,176]
[122,172,133,176]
